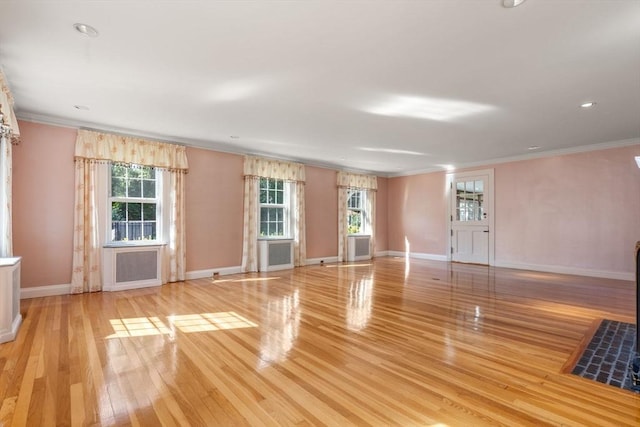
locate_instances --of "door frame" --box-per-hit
[446,168,495,265]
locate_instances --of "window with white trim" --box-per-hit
[110,164,160,242]
[347,189,367,235]
[259,177,292,238]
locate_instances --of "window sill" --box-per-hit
[103,242,167,248]
[257,237,294,241]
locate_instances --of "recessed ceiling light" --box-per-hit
[73,23,99,37]
[503,0,527,8]
[73,105,90,111]
[580,102,596,108]
[528,145,540,150]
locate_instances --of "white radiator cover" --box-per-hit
[103,245,163,291]
[347,235,371,262]
[258,239,294,272]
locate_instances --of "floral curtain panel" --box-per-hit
[0,135,12,257]
[0,70,20,145]
[0,70,19,258]
[241,156,306,272]
[337,171,378,262]
[71,130,188,293]
[70,159,103,293]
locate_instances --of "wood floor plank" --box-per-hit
[1,257,639,426]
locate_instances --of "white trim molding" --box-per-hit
[21,284,71,299]
[494,261,634,281]
[185,266,243,280]
[387,251,448,262]
[305,256,340,266]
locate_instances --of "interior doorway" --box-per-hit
[447,169,494,265]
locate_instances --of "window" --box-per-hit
[110,164,159,242]
[347,190,367,234]
[259,177,291,238]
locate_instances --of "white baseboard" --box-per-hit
[387,251,448,262]
[494,261,634,281]
[185,266,243,280]
[375,250,389,257]
[103,279,162,292]
[305,256,340,265]
[21,284,70,299]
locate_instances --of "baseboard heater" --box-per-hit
[258,239,294,272]
[103,245,163,291]
[347,235,371,262]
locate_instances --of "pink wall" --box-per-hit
[305,166,338,259]
[387,144,640,275]
[493,145,640,274]
[375,176,388,252]
[185,147,244,271]
[11,120,388,288]
[387,172,448,255]
[12,121,76,287]
[304,167,389,258]
[15,119,633,286]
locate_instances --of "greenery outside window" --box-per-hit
[347,190,366,234]
[259,177,290,238]
[110,164,159,242]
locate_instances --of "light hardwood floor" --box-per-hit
[1,257,639,426]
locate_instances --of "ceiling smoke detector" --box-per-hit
[503,0,527,8]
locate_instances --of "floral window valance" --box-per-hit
[0,70,20,145]
[243,156,305,182]
[337,171,377,191]
[75,129,188,172]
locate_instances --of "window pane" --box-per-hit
[142,222,156,240]
[348,211,362,234]
[112,202,126,221]
[128,179,142,197]
[128,203,142,221]
[112,178,126,197]
[128,168,141,179]
[112,222,126,241]
[128,222,142,240]
[142,180,156,198]
[465,181,474,193]
[276,189,283,204]
[140,167,154,179]
[143,203,156,220]
[112,164,127,178]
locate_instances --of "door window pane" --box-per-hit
[456,179,485,222]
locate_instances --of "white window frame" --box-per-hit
[347,189,368,235]
[107,163,164,244]
[259,177,294,239]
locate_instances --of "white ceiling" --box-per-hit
[1,0,639,175]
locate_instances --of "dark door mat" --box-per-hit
[571,319,638,392]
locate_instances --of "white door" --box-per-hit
[450,172,493,265]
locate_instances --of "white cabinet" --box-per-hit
[0,257,22,344]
